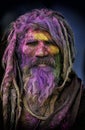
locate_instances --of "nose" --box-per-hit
[35,41,48,57]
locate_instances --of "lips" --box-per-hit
[38,64,47,67]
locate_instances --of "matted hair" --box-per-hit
[0,8,75,130]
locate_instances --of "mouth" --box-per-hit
[30,63,55,69]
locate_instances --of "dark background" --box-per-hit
[0,0,85,84]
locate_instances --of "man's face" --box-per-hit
[22,30,59,60]
[19,30,62,106]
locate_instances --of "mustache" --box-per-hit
[27,56,56,69]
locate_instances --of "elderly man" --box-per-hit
[0,9,85,130]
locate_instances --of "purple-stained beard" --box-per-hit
[23,65,56,106]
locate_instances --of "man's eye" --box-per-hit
[26,41,38,46]
[44,41,56,46]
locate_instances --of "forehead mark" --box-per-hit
[33,31,52,41]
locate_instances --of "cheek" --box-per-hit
[48,45,59,55]
[22,45,35,56]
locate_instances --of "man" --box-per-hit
[0,8,85,130]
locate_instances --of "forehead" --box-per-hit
[26,29,52,41]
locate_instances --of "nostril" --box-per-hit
[35,50,48,57]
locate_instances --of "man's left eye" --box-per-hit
[44,41,56,46]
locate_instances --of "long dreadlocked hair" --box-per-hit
[0,8,75,130]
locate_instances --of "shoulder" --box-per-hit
[77,85,85,120]
[72,83,85,130]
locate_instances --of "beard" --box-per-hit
[23,66,56,106]
[21,55,61,106]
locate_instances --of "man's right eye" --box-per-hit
[26,41,38,46]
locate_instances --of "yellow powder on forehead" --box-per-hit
[34,31,51,41]
[33,31,60,54]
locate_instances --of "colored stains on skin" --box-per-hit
[22,30,59,56]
